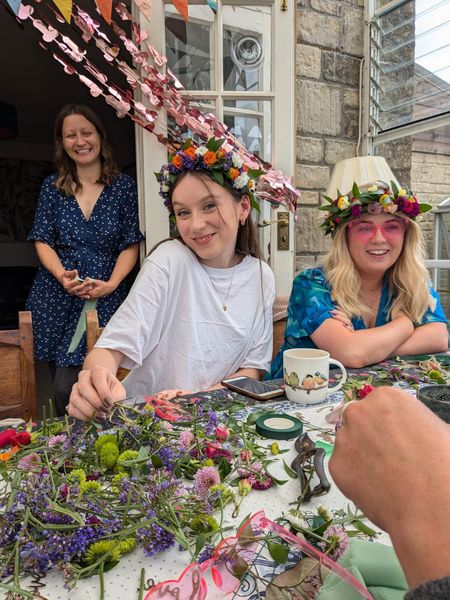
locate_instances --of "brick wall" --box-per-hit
[295,0,364,273]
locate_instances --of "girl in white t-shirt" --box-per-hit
[68,138,275,420]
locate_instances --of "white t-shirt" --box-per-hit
[96,240,276,396]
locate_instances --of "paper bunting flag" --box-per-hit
[52,0,73,23]
[6,0,21,16]
[96,0,112,24]
[172,0,188,21]
[206,0,218,14]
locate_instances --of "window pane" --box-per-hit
[224,100,271,160]
[165,5,214,91]
[223,5,272,92]
[371,0,450,132]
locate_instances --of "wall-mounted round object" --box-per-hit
[230,35,264,71]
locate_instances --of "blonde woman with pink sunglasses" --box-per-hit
[269,181,448,376]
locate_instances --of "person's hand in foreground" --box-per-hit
[329,386,450,589]
[67,349,126,420]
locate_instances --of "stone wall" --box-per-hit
[295,0,364,273]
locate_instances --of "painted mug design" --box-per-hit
[283,369,328,394]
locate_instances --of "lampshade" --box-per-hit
[0,102,18,140]
[325,156,400,199]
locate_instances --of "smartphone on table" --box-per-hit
[221,376,285,400]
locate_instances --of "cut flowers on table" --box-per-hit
[0,394,289,597]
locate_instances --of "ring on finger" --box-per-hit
[337,400,357,430]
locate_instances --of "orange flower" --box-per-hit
[242,164,249,172]
[0,446,19,462]
[228,167,240,181]
[171,154,183,168]
[183,147,196,159]
[218,148,226,159]
[203,151,217,166]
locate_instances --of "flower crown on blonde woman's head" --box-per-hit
[155,137,265,215]
[319,180,432,236]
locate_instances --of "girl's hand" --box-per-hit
[330,308,354,330]
[67,366,126,421]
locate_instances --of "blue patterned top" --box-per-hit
[268,267,448,379]
[26,173,144,367]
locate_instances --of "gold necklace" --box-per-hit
[205,265,236,311]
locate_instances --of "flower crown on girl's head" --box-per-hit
[319,180,432,236]
[155,137,265,215]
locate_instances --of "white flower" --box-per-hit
[161,184,170,192]
[195,146,208,156]
[234,173,249,189]
[232,153,243,168]
[286,509,309,530]
[397,188,407,196]
[367,185,378,192]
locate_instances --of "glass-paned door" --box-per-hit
[136,0,295,293]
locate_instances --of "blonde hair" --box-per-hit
[323,220,435,323]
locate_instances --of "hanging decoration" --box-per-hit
[51,0,72,23]
[171,0,188,21]
[95,0,112,24]
[6,0,21,15]
[9,0,299,212]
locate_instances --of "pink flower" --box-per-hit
[160,421,173,432]
[48,434,67,447]
[240,449,252,461]
[215,425,229,441]
[318,525,349,560]
[204,443,232,461]
[248,472,273,490]
[357,384,375,399]
[194,466,221,497]
[178,430,195,450]
[17,452,41,471]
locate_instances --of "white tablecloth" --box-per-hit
[3,392,391,600]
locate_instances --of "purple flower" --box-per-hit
[198,544,215,563]
[194,466,220,497]
[351,205,362,218]
[367,202,382,214]
[179,430,195,450]
[17,453,41,471]
[48,434,67,447]
[318,525,349,560]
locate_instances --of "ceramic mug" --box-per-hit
[283,348,347,404]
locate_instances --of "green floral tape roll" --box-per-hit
[255,413,303,440]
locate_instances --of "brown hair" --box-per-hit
[169,171,263,260]
[54,104,119,196]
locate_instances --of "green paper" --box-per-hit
[314,440,334,457]
[316,539,407,600]
[67,299,98,353]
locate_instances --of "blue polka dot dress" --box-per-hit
[26,173,144,367]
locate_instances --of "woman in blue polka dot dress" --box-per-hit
[26,104,144,415]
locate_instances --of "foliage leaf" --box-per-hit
[267,540,289,564]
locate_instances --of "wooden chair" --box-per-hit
[0,311,37,421]
[272,296,289,360]
[86,310,129,381]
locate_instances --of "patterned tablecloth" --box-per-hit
[5,355,449,599]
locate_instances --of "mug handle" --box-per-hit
[327,359,347,392]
